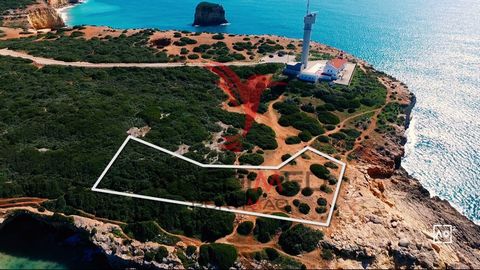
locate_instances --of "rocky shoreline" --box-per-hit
[0,1,478,269]
[0,208,185,269]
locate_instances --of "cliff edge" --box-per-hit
[27,6,64,29]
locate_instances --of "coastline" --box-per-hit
[48,0,480,226]
[0,1,479,268]
[55,0,87,26]
[2,0,478,226]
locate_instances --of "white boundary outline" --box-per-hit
[92,136,346,227]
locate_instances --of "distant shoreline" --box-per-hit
[55,0,87,26]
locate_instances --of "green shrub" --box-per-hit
[268,174,284,186]
[317,197,327,206]
[239,153,264,165]
[331,132,347,140]
[324,162,338,169]
[301,187,313,196]
[124,221,161,242]
[285,136,301,145]
[246,187,263,204]
[144,251,154,262]
[298,203,310,214]
[199,243,237,269]
[246,123,278,150]
[317,111,340,125]
[273,101,300,115]
[293,199,300,207]
[300,103,315,113]
[298,131,312,142]
[321,248,334,260]
[279,112,324,136]
[253,213,292,243]
[231,53,246,60]
[154,246,169,262]
[70,31,85,38]
[310,164,330,180]
[247,172,257,181]
[341,128,362,138]
[265,248,280,261]
[186,245,197,256]
[315,206,327,214]
[320,184,333,193]
[226,187,262,207]
[180,37,197,44]
[278,224,324,255]
[276,181,300,196]
[281,154,292,162]
[212,34,225,40]
[187,54,200,59]
[284,205,292,213]
[237,169,249,174]
[324,124,336,131]
[174,40,186,46]
[317,136,330,143]
[328,177,338,185]
[237,221,254,235]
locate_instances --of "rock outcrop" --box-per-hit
[193,2,228,26]
[48,0,80,8]
[27,6,65,29]
[323,74,480,269]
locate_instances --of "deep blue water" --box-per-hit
[65,0,480,223]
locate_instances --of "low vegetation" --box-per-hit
[237,221,254,235]
[310,164,330,180]
[0,0,34,15]
[252,248,304,269]
[253,213,292,243]
[199,243,238,269]
[0,30,170,63]
[124,221,180,245]
[276,181,301,196]
[278,224,324,255]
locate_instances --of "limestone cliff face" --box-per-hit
[27,7,65,29]
[48,0,79,8]
[193,2,228,26]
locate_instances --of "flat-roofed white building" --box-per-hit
[298,62,324,83]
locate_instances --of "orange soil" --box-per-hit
[0,197,47,208]
[0,27,35,40]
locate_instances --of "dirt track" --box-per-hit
[0,48,259,68]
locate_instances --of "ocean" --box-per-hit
[0,253,67,270]
[0,214,110,269]
[64,0,480,223]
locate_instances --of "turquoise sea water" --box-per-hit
[65,0,480,223]
[0,253,66,269]
[0,214,111,269]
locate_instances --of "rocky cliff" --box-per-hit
[0,209,184,270]
[193,2,228,26]
[27,6,64,29]
[47,0,79,9]
[319,73,480,269]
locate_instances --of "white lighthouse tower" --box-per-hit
[283,0,320,81]
[300,0,317,70]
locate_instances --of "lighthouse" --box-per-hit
[301,1,317,70]
[283,0,324,83]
